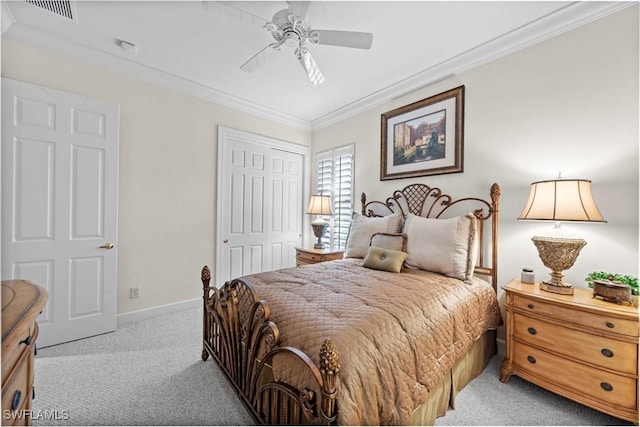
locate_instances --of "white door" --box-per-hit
[217,127,307,285]
[1,78,119,348]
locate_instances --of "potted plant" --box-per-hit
[586,271,638,296]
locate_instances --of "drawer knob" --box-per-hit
[527,355,536,364]
[605,322,615,329]
[601,348,614,358]
[527,303,534,309]
[11,390,21,410]
[527,327,537,335]
[20,335,32,346]
[600,382,613,392]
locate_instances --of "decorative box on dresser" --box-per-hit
[295,247,344,266]
[500,279,639,423]
[2,280,48,426]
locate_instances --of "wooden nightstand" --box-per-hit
[295,247,344,266]
[500,279,639,423]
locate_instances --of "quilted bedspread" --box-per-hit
[241,258,502,425]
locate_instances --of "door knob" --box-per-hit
[99,243,114,249]
[223,238,229,243]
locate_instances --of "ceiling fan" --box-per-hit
[208,1,373,85]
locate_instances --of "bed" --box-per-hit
[201,182,502,425]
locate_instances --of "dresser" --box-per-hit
[295,247,344,266]
[2,280,48,426]
[500,279,638,423]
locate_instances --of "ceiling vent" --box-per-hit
[23,0,75,21]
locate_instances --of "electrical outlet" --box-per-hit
[129,287,140,299]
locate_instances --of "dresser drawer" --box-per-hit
[297,252,324,263]
[1,350,31,416]
[513,294,638,337]
[513,341,637,410]
[514,313,638,374]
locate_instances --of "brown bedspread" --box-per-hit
[241,258,502,425]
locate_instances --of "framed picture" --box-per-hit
[380,86,464,180]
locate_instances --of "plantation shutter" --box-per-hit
[315,145,354,249]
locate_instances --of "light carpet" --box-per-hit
[32,307,632,426]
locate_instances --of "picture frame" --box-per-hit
[380,86,464,180]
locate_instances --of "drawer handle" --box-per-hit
[527,303,534,309]
[600,382,613,392]
[527,327,537,335]
[605,322,615,329]
[601,348,614,358]
[527,355,536,364]
[20,335,32,346]
[11,390,21,410]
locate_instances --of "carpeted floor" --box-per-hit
[31,307,632,426]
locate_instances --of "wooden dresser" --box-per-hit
[2,280,48,426]
[500,279,639,423]
[295,247,344,266]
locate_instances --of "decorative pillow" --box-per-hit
[370,232,407,252]
[403,213,479,281]
[344,212,402,258]
[363,246,408,273]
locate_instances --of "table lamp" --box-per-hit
[307,195,333,249]
[518,178,606,295]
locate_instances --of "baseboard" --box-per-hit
[116,297,200,326]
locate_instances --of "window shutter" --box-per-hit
[315,145,354,249]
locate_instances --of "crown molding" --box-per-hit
[1,1,16,35]
[309,1,635,130]
[3,1,633,133]
[2,22,313,131]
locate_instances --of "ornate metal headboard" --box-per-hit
[361,183,501,291]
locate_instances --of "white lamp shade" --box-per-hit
[518,179,605,222]
[307,195,333,215]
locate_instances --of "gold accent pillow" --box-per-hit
[363,246,408,273]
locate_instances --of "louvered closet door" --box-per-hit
[1,78,119,347]
[217,127,306,286]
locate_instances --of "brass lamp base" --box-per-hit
[540,281,575,295]
[532,236,587,296]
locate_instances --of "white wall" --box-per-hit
[1,38,311,315]
[312,7,639,296]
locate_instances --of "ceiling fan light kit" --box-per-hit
[219,1,373,85]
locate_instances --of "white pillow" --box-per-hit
[370,232,407,252]
[403,213,479,281]
[344,212,402,258]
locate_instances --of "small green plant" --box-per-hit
[586,271,638,296]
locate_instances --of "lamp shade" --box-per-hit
[307,195,333,215]
[518,179,606,223]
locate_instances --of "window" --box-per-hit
[315,145,354,249]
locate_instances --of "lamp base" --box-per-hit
[532,235,586,297]
[311,220,329,250]
[540,281,575,295]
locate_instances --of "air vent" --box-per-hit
[24,0,75,20]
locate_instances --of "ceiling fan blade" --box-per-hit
[287,1,310,20]
[313,29,373,49]
[297,48,324,85]
[240,44,280,73]
[204,1,270,30]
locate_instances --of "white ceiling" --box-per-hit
[1,1,630,130]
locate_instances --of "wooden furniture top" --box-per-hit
[295,247,345,255]
[503,280,638,320]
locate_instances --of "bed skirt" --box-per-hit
[409,329,497,425]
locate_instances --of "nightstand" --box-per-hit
[500,279,639,423]
[295,247,344,266]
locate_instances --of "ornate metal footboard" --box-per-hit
[201,266,340,424]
